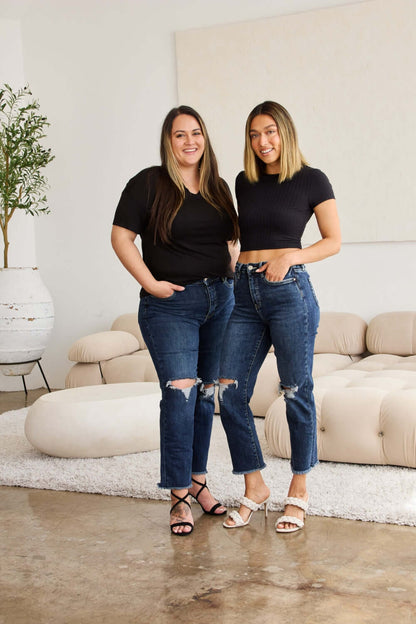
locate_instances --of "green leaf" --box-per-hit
[0,83,55,266]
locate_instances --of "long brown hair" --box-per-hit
[149,105,238,244]
[244,101,307,183]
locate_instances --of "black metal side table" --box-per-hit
[0,359,51,396]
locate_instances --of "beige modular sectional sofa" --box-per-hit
[66,311,416,468]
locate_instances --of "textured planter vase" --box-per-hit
[0,267,54,376]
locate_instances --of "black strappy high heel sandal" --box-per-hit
[190,477,226,516]
[170,492,194,536]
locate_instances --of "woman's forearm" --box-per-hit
[285,235,341,266]
[228,241,240,272]
[111,226,157,292]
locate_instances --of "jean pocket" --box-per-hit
[262,274,296,285]
[222,277,235,289]
[148,291,178,302]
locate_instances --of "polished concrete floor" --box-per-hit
[1,390,415,624]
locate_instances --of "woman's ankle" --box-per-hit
[244,472,270,503]
[171,488,189,501]
[287,474,307,499]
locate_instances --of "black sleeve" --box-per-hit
[113,167,157,235]
[309,168,335,209]
[235,171,246,205]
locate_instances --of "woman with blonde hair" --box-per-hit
[219,101,341,533]
[112,105,239,535]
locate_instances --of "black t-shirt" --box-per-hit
[236,166,335,251]
[113,166,235,289]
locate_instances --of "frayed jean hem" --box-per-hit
[291,459,319,475]
[158,482,192,490]
[232,463,267,476]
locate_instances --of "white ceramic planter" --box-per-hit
[0,267,54,375]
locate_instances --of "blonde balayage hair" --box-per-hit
[244,101,307,183]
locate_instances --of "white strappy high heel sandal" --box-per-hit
[275,496,308,533]
[223,496,269,529]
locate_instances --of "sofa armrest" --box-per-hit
[366,311,416,355]
[315,312,367,356]
[68,330,140,363]
[111,313,147,349]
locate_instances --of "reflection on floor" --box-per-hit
[1,389,415,623]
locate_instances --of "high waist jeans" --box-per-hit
[138,277,234,489]
[219,262,320,475]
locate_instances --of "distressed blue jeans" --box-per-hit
[138,277,234,489]
[219,263,320,475]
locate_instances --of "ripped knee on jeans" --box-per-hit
[279,382,299,399]
[199,382,215,399]
[218,378,238,402]
[166,378,199,401]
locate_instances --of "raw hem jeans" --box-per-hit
[139,277,234,490]
[219,263,319,475]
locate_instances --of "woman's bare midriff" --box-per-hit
[238,248,301,264]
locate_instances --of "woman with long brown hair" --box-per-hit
[112,106,239,535]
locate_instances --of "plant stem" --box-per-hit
[3,230,8,268]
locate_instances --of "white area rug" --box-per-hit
[1,408,415,526]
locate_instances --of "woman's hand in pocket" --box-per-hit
[148,281,185,298]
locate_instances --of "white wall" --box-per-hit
[176,0,416,243]
[1,0,414,392]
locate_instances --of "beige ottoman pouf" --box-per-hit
[25,382,161,458]
[264,370,416,468]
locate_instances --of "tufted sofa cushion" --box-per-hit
[265,368,416,468]
[366,311,416,355]
[265,355,416,468]
[68,330,140,363]
[101,351,158,384]
[347,353,416,372]
[314,311,367,355]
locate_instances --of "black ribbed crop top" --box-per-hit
[236,166,335,251]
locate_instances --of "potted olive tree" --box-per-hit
[0,84,55,379]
